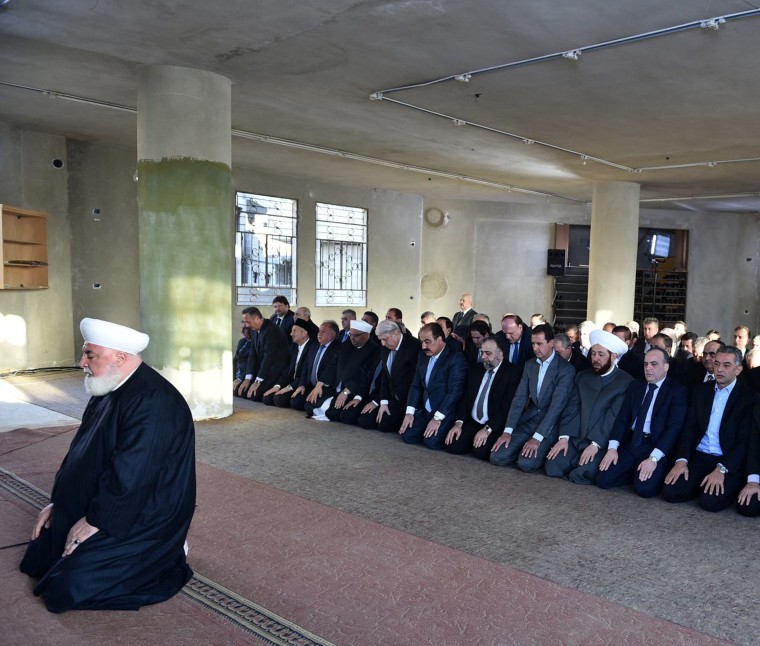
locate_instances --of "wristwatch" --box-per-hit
[717,464,728,475]
[649,455,658,463]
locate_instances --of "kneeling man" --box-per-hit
[20,318,195,613]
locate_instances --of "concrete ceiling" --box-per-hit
[2,0,760,212]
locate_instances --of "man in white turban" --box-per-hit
[545,329,633,484]
[20,318,195,613]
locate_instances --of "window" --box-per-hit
[315,202,367,307]
[235,192,297,305]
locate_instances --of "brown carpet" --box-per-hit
[1,424,734,645]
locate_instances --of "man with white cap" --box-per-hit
[317,319,379,423]
[545,329,633,484]
[20,318,196,613]
[596,346,688,498]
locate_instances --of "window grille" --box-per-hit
[235,192,297,305]
[315,202,367,307]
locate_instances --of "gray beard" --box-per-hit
[84,371,122,396]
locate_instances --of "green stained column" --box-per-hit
[587,182,640,326]
[137,65,232,419]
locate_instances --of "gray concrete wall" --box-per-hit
[231,168,424,338]
[67,140,140,347]
[0,124,74,372]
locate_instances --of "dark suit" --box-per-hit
[568,347,592,373]
[737,402,760,517]
[662,379,759,511]
[264,338,316,408]
[595,376,688,497]
[269,310,295,338]
[617,350,644,380]
[325,340,381,423]
[243,320,290,401]
[403,344,468,449]
[293,340,340,411]
[444,360,520,457]
[743,366,760,395]
[452,308,477,338]
[491,352,578,472]
[545,367,632,484]
[494,328,534,376]
[357,335,421,432]
[631,337,651,358]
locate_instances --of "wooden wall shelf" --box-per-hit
[1,204,49,290]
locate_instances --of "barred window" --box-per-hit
[235,192,297,306]
[315,202,367,307]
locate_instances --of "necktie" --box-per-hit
[633,383,658,446]
[276,317,281,327]
[424,356,437,412]
[387,349,396,373]
[311,345,326,384]
[475,369,494,421]
[706,374,715,381]
[511,343,518,364]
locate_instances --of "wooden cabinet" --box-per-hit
[1,204,49,289]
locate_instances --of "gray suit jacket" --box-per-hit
[506,352,577,439]
[563,367,633,447]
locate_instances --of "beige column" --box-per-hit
[137,65,233,419]
[587,182,640,326]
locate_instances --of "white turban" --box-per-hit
[80,317,150,355]
[589,329,628,357]
[350,320,373,333]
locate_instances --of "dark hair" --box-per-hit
[612,325,632,342]
[242,306,262,318]
[645,346,670,363]
[682,331,698,344]
[421,322,445,340]
[363,311,379,326]
[469,320,491,337]
[342,309,357,318]
[531,323,554,341]
[436,317,453,333]
[487,334,507,354]
[322,320,340,335]
[387,307,403,320]
[653,333,673,351]
[272,295,289,307]
[717,345,744,366]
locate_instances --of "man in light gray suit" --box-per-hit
[491,324,578,472]
[545,330,633,483]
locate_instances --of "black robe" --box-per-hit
[20,362,196,613]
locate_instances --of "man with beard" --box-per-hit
[545,330,632,483]
[596,347,689,498]
[444,337,520,457]
[20,318,195,613]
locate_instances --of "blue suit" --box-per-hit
[404,344,467,449]
[596,376,688,497]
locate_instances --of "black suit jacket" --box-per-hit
[299,339,340,390]
[617,350,644,380]
[494,327,534,375]
[746,402,760,477]
[452,308,477,337]
[456,361,519,432]
[269,310,295,337]
[609,376,688,456]
[743,366,760,395]
[673,379,759,473]
[377,335,421,404]
[569,347,591,373]
[334,340,380,398]
[244,319,290,384]
[277,338,317,388]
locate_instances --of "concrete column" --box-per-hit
[137,65,232,419]
[587,182,640,326]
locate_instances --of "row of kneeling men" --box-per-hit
[232,307,760,518]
